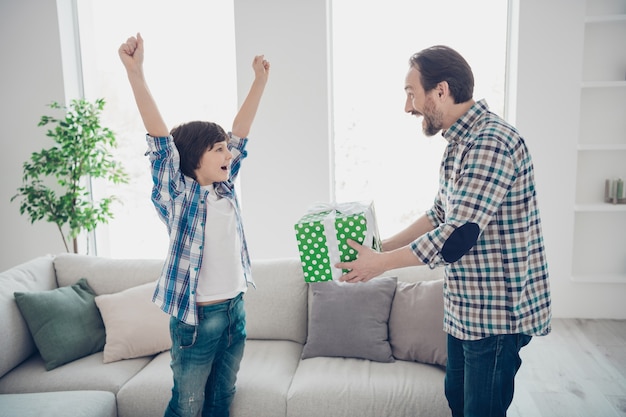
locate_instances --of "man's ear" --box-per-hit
[436,81,449,100]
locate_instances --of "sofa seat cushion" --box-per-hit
[115,352,172,417]
[116,340,303,417]
[231,340,303,417]
[0,391,117,417]
[0,351,151,395]
[287,357,448,417]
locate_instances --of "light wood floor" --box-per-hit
[508,318,626,417]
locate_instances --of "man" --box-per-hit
[336,45,551,417]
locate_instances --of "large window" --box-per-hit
[331,1,509,238]
[77,1,508,258]
[77,0,237,259]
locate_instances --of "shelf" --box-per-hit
[585,14,626,23]
[571,273,626,283]
[575,203,626,212]
[582,81,626,88]
[578,144,626,151]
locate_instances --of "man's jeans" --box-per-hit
[445,333,532,417]
[165,293,246,417]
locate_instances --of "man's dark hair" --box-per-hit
[170,121,229,179]
[409,45,474,103]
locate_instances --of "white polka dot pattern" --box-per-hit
[295,203,381,282]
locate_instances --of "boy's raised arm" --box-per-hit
[231,55,270,139]
[119,33,170,137]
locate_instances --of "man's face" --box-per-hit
[404,66,444,137]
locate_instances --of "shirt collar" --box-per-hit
[442,99,489,143]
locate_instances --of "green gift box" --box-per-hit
[294,201,382,282]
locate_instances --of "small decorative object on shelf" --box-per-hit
[605,178,626,204]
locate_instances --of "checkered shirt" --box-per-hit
[411,100,551,340]
[145,133,253,326]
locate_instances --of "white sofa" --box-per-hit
[0,253,449,417]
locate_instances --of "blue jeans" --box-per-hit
[164,293,246,417]
[445,333,532,417]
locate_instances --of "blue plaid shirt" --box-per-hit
[411,100,551,340]
[145,133,253,326]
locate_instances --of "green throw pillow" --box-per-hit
[14,278,106,370]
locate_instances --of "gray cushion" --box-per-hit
[14,278,105,370]
[302,277,397,362]
[388,279,447,366]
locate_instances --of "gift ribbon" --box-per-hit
[305,201,377,280]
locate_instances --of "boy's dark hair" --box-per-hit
[170,121,229,179]
[409,45,474,104]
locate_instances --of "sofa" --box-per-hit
[0,253,450,417]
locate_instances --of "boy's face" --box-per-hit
[194,140,233,186]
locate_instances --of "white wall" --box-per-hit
[233,0,333,261]
[1,0,625,318]
[0,0,68,270]
[514,0,626,318]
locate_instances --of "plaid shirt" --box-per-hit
[145,133,253,326]
[411,100,551,340]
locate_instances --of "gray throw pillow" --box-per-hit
[388,279,447,366]
[302,277,397,362]
[14,278,106,370]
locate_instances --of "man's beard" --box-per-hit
[422,97,444,137]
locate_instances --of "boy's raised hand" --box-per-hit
[252,55,270,83]
[118,33,144,73]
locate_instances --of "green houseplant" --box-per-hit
[11,98,129,253]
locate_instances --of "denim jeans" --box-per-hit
[444,333,532,417]
[164,293,246,417]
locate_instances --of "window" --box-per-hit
[76,0,237,259]
[76,1,509,258]
[331,1,509,238]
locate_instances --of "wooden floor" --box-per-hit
[508,319,626,417]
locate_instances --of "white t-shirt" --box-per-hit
[196,185,247,302]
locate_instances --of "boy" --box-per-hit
[119,33,269,417]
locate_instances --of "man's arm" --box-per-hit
[382,214,434,251]
[118,33,169,137]
[231,55,270,138]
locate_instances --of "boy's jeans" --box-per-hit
[445,333,532,417]
[165,293,246,417]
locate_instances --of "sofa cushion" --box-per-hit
[0,352,151,395]
[245,258,308,344]
[14,278,106,371]
[0,391,117,417]
[54,253,164,295]
[0,255,56,379]
[95,281,171,363]
[302,277,396,362]
[388,279,447,366]
[287,355,448,417]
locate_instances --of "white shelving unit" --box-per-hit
[572,0,626,282]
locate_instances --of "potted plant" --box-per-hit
[11,98,129,253]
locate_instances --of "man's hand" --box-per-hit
[336,239,387,283]
[118,33,144,73]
